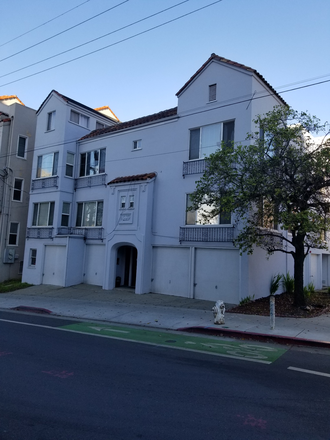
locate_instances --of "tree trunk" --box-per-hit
[293,234,306,307]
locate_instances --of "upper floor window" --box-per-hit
[66,152,74,177]
[13,178,23,201]
[209,84,217,102]
[37,152,59,178]
[79,148,105,177]
[96,121,105,129]
[186,195,231,225]
[47,111,56,131]
[189,120,235,160]
[17,136,27,158]
[61,202,71,227]
[133,140,142,150]
[70,110,89,128]
[32,202,55,226]
[76,201,103,227]
[8,222,19,245]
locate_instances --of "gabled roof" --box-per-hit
[80,107,178,141]
[108,172,156,185]
[0,95,25,106]
[37,90,119,122]
[176,53,288,106]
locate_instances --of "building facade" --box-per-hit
[0,96,37,282]
[22,55,330,303]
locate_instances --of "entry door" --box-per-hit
[124,246,137,287]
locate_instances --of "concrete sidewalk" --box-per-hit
[0,284,329,347]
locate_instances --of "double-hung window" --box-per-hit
[186,195,231,225]
[61,202,71,227]
[8,222,19,245]
[13,178,23,201]
[70,110,89,128]
[79,149,105,176]
[76,201,103,227]
[189,120,235,160]
[29,249,37,266]
[17,136,27,158]
[32,202,55,226]
[37,152,59,178]
[65,152,74,177]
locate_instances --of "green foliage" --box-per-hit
[239,295,255,305]
[270,274,282,295]
[303,286,311,299]
[0,279,31,293]
[327,286,330,295]
[281,272,294,294]
[191,106,330,306]
[307,282,315,294]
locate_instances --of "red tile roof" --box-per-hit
[108,172,156,185]
[0,95,25,105]
[176,53,288,106]
[80,107,178,140]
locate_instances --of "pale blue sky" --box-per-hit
[1,0,329,126]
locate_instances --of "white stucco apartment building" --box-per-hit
[22,54,330,304]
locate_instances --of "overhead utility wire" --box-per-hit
[0,0,129,63]
[0,0,223,88]
[0,76,329,164]
[0,0,91,48]
[0,0,190,80]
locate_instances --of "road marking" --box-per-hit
[0,318,287,364]
[288,366,330,378]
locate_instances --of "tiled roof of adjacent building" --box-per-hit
[108,172,156,185]
[176,53,288,106]
[80,107,178,141]
[0,95,25,105]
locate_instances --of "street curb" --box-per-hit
[10,306,53,314]
[177,326,330,349]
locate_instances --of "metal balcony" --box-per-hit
[31,176,58,190]
[75,174,107,190]
[179,226,235,242]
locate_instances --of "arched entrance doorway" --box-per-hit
[116,245,137,288]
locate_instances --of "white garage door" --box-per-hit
[194,248,239,303]
[43,245,66,286]
[152,247,190,297]
[84,244,105,286]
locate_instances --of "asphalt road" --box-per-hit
[0,310,329,440]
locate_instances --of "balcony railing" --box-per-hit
[182,159,207,176]
[31,176,58,190]
[57,227,104,240]
[179,226,235,242]
[75,174,107,190]
[27,227,54,239]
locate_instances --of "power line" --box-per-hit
[0,0,223,88]
[0,0,190,80]
[0,0,91,48]
[0,0,129,63]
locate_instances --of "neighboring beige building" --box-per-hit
[0,95,37,281]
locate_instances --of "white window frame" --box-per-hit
[17,136,27,159]
[209,84,217,102]
[36,152,59,178]
[133,140,142,150]
[47,111,56,131]
[8,222,19,246]
[79,149,105,177]
[129,195,134,208]
[29,249,37,266]
[96,121,106,129]
[76,201,103,227]
[12,178,23,202]
[189,120,235,160]
[65,152,74,177]
[32,202,55,226]
[61,202,71,227]
[70,110,89,128]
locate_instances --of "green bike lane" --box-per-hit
[61,321,287,364]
